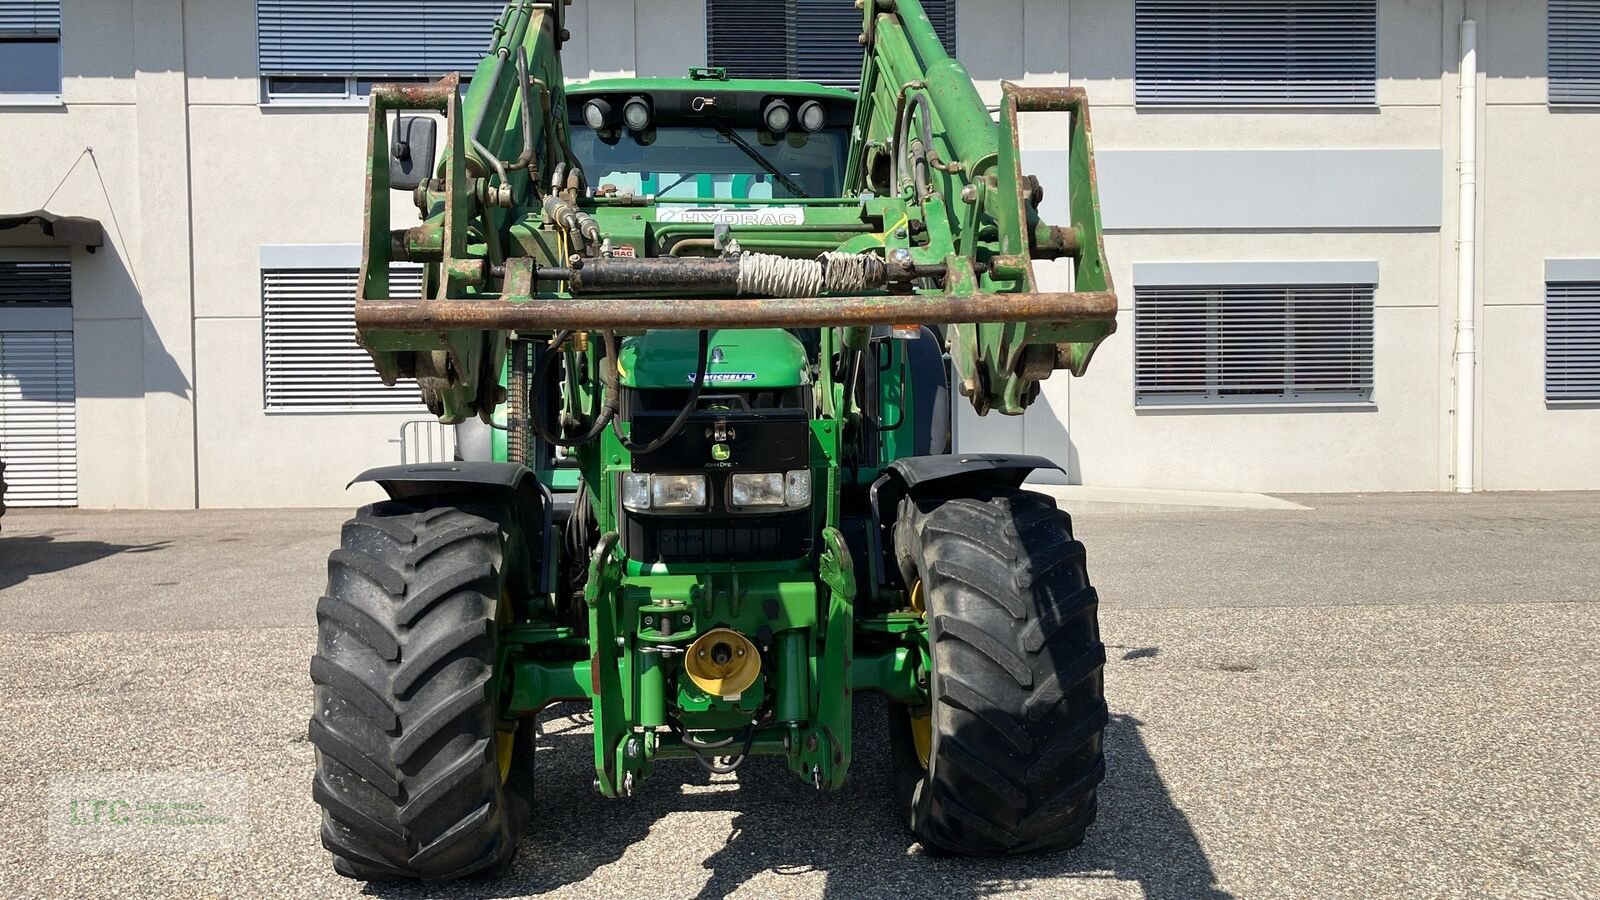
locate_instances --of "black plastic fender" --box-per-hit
[867,453,1063,592]
[349,461,554,594]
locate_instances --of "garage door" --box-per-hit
[0,260,76,507]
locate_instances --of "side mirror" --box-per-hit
[389,115,437,191]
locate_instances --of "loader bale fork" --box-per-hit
[309,0,1117,880]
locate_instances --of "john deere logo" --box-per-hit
[711,443,731,462]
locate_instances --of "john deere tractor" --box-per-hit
[311,0,1117,880]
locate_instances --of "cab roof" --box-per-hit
[566,76,856,102]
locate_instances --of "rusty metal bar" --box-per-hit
[355,291,1117,331]
[370,74,460,111]
[1006,84,1088,113]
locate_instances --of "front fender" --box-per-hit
[868,453,1062,592]
[349,461,554,593]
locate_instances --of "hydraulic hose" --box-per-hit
[890,87,936,200]
[607,328,711,455]
[529,329,614,448]
[530,328,709,454]
[691,726,756,775]
[668,711,762,775]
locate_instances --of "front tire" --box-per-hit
[889,489,1107,855]
[310,500,534,881]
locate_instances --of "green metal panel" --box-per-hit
[618,329,809,389]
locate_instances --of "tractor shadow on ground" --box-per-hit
[0,533,170,591]
[361,701,1231,900]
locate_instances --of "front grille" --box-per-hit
[628,409,810,474]
[623,509,812,564]
[621,385,811,416]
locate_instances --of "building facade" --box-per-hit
[0,0,1596,508]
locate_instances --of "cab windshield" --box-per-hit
[568,125,848,200]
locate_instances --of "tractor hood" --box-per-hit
[618,329,809,390]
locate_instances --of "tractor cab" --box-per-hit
[565,71,855,203]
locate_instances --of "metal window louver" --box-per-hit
[257,1,506,78]
[0,261,70,305]
[261,265,425,411]
[1546,281,1600,401]
[708,0,957,89]
[0,0,59,36]
[1133,283,1376,405]
[0,254,73,507]
[1550,0,1600,105]
[0,331,75,506]
[1134,0,1377,106]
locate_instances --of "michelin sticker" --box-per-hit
[692,372,759,383]
[657,206,806,226]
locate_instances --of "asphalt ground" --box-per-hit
[0,492,1595,899]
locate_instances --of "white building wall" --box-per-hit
[1,0,1596,506]
[957,0,1459,492]
[1477,0,1600,489]
[1,0,153,508]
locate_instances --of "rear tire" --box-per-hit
[889,488,1107,855]
[310,500,534,881]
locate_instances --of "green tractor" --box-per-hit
[311,0,1117,880]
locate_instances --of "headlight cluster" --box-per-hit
[621,470,811,512]
[730,470,811,509]
[583,95,652,132]
[622,473,706,511]
[763,98,827,135]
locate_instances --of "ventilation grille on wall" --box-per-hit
[1134,0,1378,106]
[0,0,59,35]
[707,0,957,89]
[256,0,505,76]
[1134,283,1376,405]
[1550,0,1600,105]
[0,261,69,304]
[262,265,425,411]
[1546,280,1600,402]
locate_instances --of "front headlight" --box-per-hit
[729,470,811,510]
[730,472,785,507]
[622,473,708,511]
[651,474,707,509]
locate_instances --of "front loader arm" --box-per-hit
[358,0,573,423]
[846,0,1116,414]
[353,0,1116,422]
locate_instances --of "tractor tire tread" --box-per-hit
[397,562,497,626]
[894,488,1106,857]
[308,718,401,799]
[309,655,398,730]
[311,500,531,883]
[393,619,491,696]
[316,594,401,661]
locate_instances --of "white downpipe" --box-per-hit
[1454,19,1478,493]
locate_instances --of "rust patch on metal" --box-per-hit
[355,291,1118,332]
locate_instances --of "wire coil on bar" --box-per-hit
[735,252,888,298]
